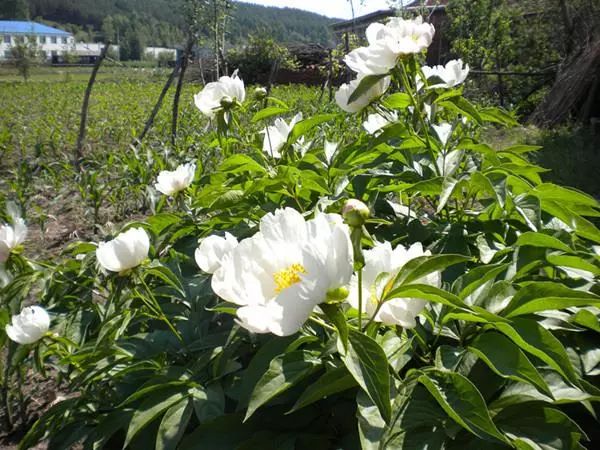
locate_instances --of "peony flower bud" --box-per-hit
[5,306,50,344]
[342,199,370,227]
[254,87,267,99]
[220,95,234,109]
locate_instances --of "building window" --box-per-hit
[3,35,10,44]
[51,36,57,44]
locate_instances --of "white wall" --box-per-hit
[0,34,75,60]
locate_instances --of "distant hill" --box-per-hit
[0,0,338,50]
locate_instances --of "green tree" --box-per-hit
[10,36,41,81]
[0,0,29,19]
[446,0,562,111]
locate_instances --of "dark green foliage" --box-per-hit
[0,0,29,19]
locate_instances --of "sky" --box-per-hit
[236,0,392,20]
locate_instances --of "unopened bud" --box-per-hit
[326,286,349,303]
[220,95,234,108]
[342,199,370,227]
[254,87,267,99]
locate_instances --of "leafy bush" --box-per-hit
[227,34,298,84]
[2,15,600,450]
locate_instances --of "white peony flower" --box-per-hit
[335,76,391,113]
[262,113,303,158]
[96,228,150,273]
[347,241,440,328]
[363,111,398,135]
[0,218,27,263]
[194,69,246,117]
[210,208,353,336]
[195,232,238,274]
[422,59,470,89]
[155,162,196,196]
[345,17,435,76]
[5,306,50,344]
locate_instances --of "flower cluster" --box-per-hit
[335,16,435,113]
[345,17,435,76]
[196,207,439,336]
[196,208,353,336]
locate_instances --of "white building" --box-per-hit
[145,46,177,61]
[0,21,75,61]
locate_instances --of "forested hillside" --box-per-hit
[0,0,337,47]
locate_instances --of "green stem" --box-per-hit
[398,60,439,177]
[358,268,363,331]
[136,273,182,341]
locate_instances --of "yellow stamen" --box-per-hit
[274,263,307,293]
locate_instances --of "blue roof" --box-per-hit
[0,21,71,36]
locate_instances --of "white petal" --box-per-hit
[195,232,238,274]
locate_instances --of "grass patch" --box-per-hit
[485,125,600,197]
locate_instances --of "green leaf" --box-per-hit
[210,189,245,210]
[494,405,587,449]
[320,303,348,350]
[452,263,509,300]
[384,284,466,309]
[124,387,188,447]
[289,366,356,413]
[251,106,289,122]
[546,254,600,278]
[143,262,185,295]
[392,254,472,287]
[501,144,542,154]
[348,74,388,105]
[156,397,194,450]
[344,329,392,424]
[493,318,580,386]
[218,154,267,174]
[468,332,552,397]
[572,309,600,332]
[418,369,509,444]
[515,232,573,254]
[502,282,600,318]
[533,183,599,207]
[191,384,225,423]
[290,113,338,141]
[245,351,319,421]
[437,176,461,213]
[479,107,519,126]
[237,335,298,409]
[381,382,449,450]
[383,92,411,109]
[541,200,600,243]
[84,410,133,450]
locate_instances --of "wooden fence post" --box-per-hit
[172,38,195,147]
[75,41,110,171]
